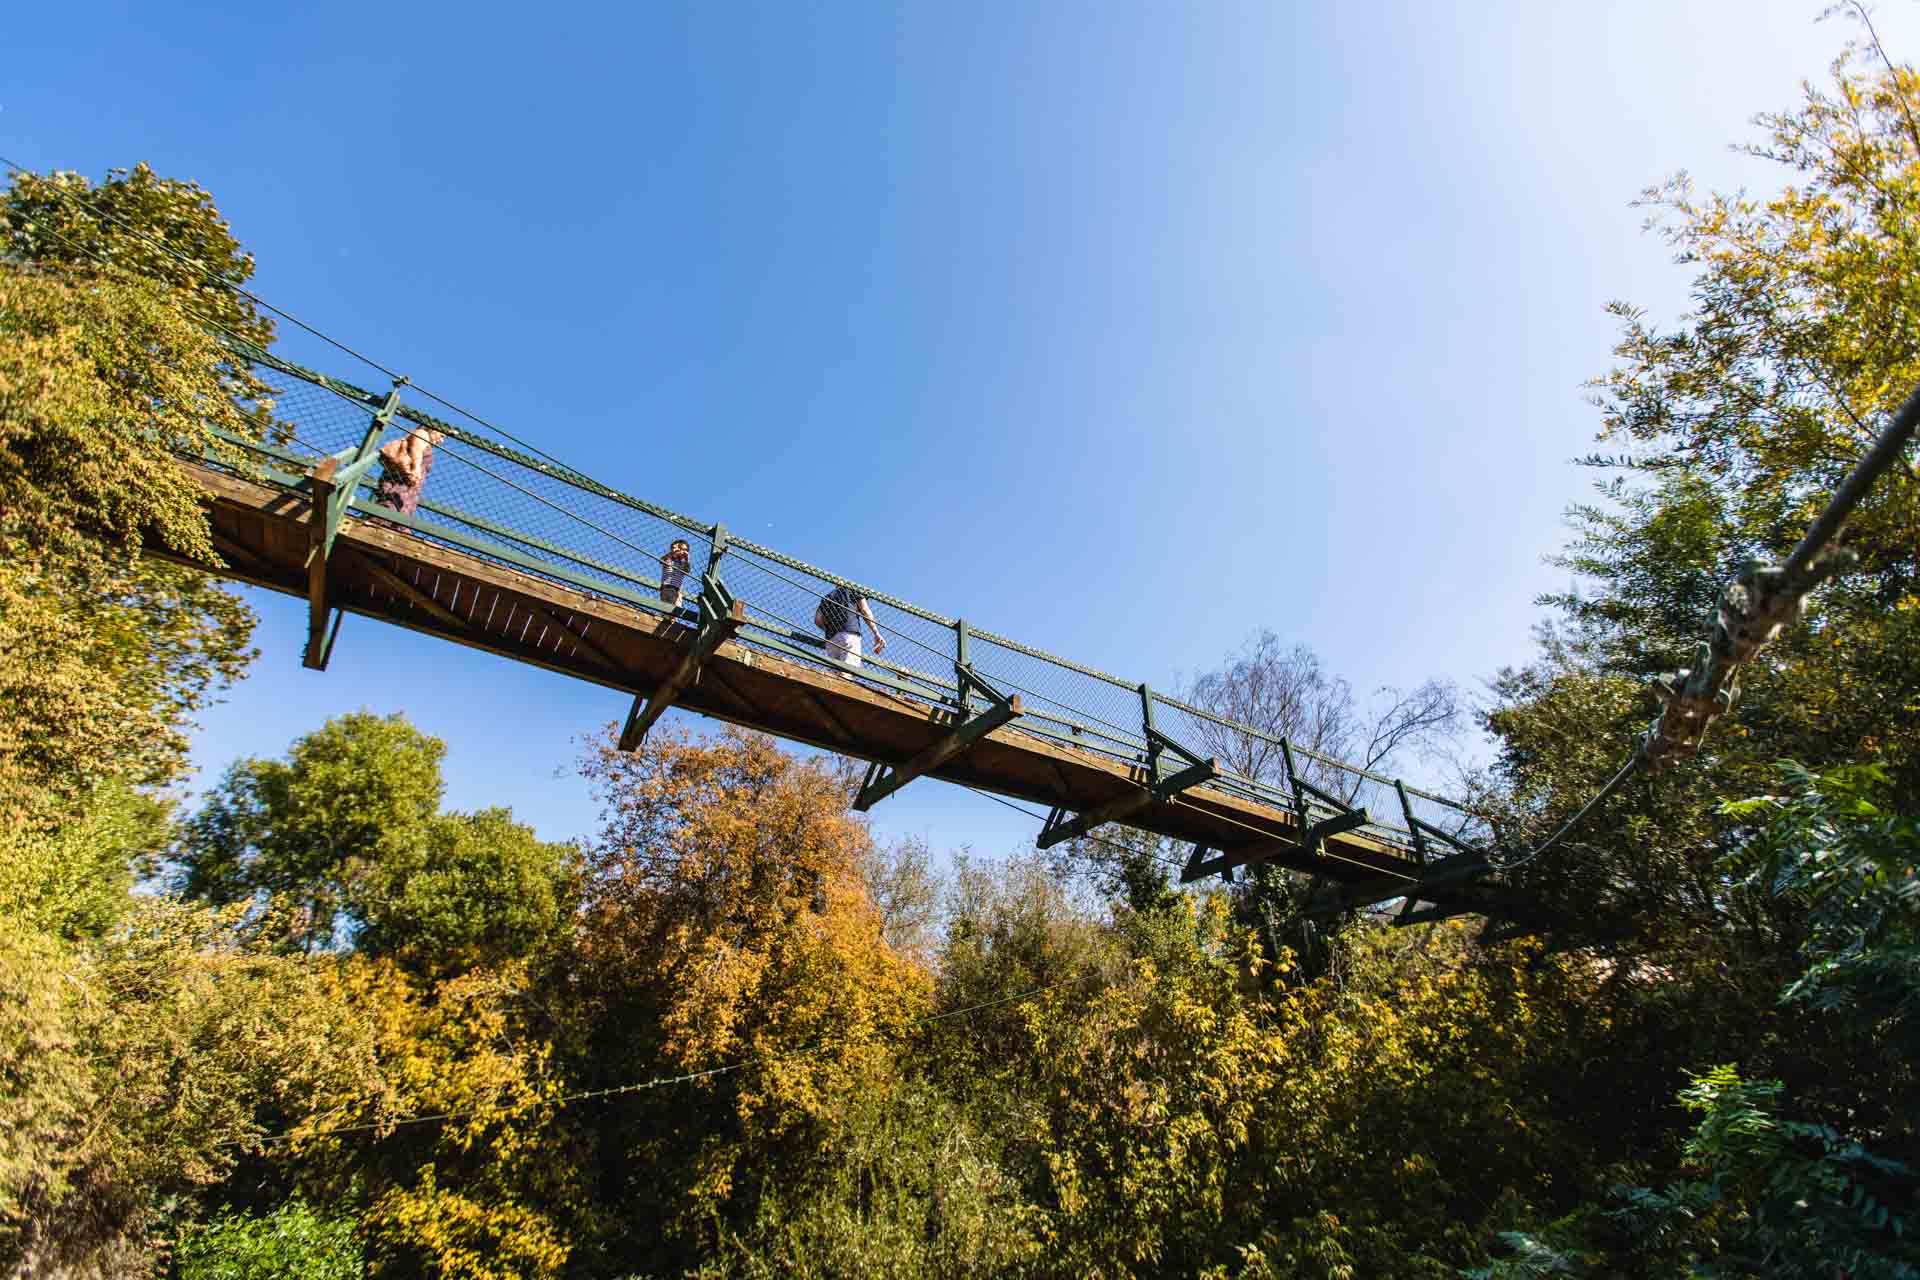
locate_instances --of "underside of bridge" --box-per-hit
[157,456,1534,929]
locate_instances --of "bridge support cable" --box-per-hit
[619,575,745,751]
[1495,378,1920,872]
[855,623,1022,811]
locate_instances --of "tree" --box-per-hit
[1472,761,1920,1278]
[1166,631,1463,974]
[857,833,944,970]
[1182,630,1461,799]
[566,726,931,1270]
[2,163,275,352]
[358,807,580,977]
[176,713,448,952]
[0,264,262,829]
[1484,28,1920,948]
[285,957,582,1280]
[174,1199,364,1280]
[0,901,374,1275]
[175,712,576,969]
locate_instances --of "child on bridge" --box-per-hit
[660,539,692,608]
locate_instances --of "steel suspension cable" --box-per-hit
[1492,380,1920,871]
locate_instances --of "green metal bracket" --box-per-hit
[619,573,744,751]
[1138,684,1209,785]
[1299,850,1493,921]
[1180,807,1372,884]
[1179,843,1231,884]
[1396,778,1429,866]
[318,377,408,563]
[312,609,344,672]
[1037,751,1218,850]
[706,523,729,576]
[853,618,1025,811]
[854,689,1022,811]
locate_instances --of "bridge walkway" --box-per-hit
[157,340,1527,923]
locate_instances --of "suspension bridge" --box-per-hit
[155,338,1532,929]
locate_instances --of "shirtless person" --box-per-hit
[370,426,444,529]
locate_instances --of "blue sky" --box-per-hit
[8,1,1914,853]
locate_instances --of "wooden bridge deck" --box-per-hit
[161,459,1517,914]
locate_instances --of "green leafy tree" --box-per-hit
[175,1199,364,1280]
[176,713,447,952]
[2,163,275,352]
[0,902,377,1275]
[176,713,575,968]
[0,264,262,829]
[1485,29,1920,946]
[1471,760,1920,1279]
[0,780,168,939]
[0,163,280,833]
[357,807,580,977]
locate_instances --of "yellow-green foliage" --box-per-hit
[290,957,582,1280]
[571,728,933,1258]
[0,903,374,1275]
[993,904,1589,1278]
[0,263,262,826]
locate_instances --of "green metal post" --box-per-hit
[322,376,408,561]
[1140,683,1160,783]
[955,619,973,712]
[1396,778,1429,865]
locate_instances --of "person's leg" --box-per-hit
[827,631,863,667]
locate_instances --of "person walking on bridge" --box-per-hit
[370,425,444,529]
[815,583,886,669]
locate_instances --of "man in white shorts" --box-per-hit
[814,583,887,668]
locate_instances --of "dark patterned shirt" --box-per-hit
[819,585,864,637]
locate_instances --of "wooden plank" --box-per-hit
[512,597,623,674]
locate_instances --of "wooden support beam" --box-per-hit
[208,530,280,584]
[795,685,860,748]
[694,662,759,719]
[854,695,1021,811]
[349,550,471,631]
[508,596,621,673]
[619,597,746,751]
[303,459,338,670]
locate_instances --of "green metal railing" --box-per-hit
[199,339,1487,861]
